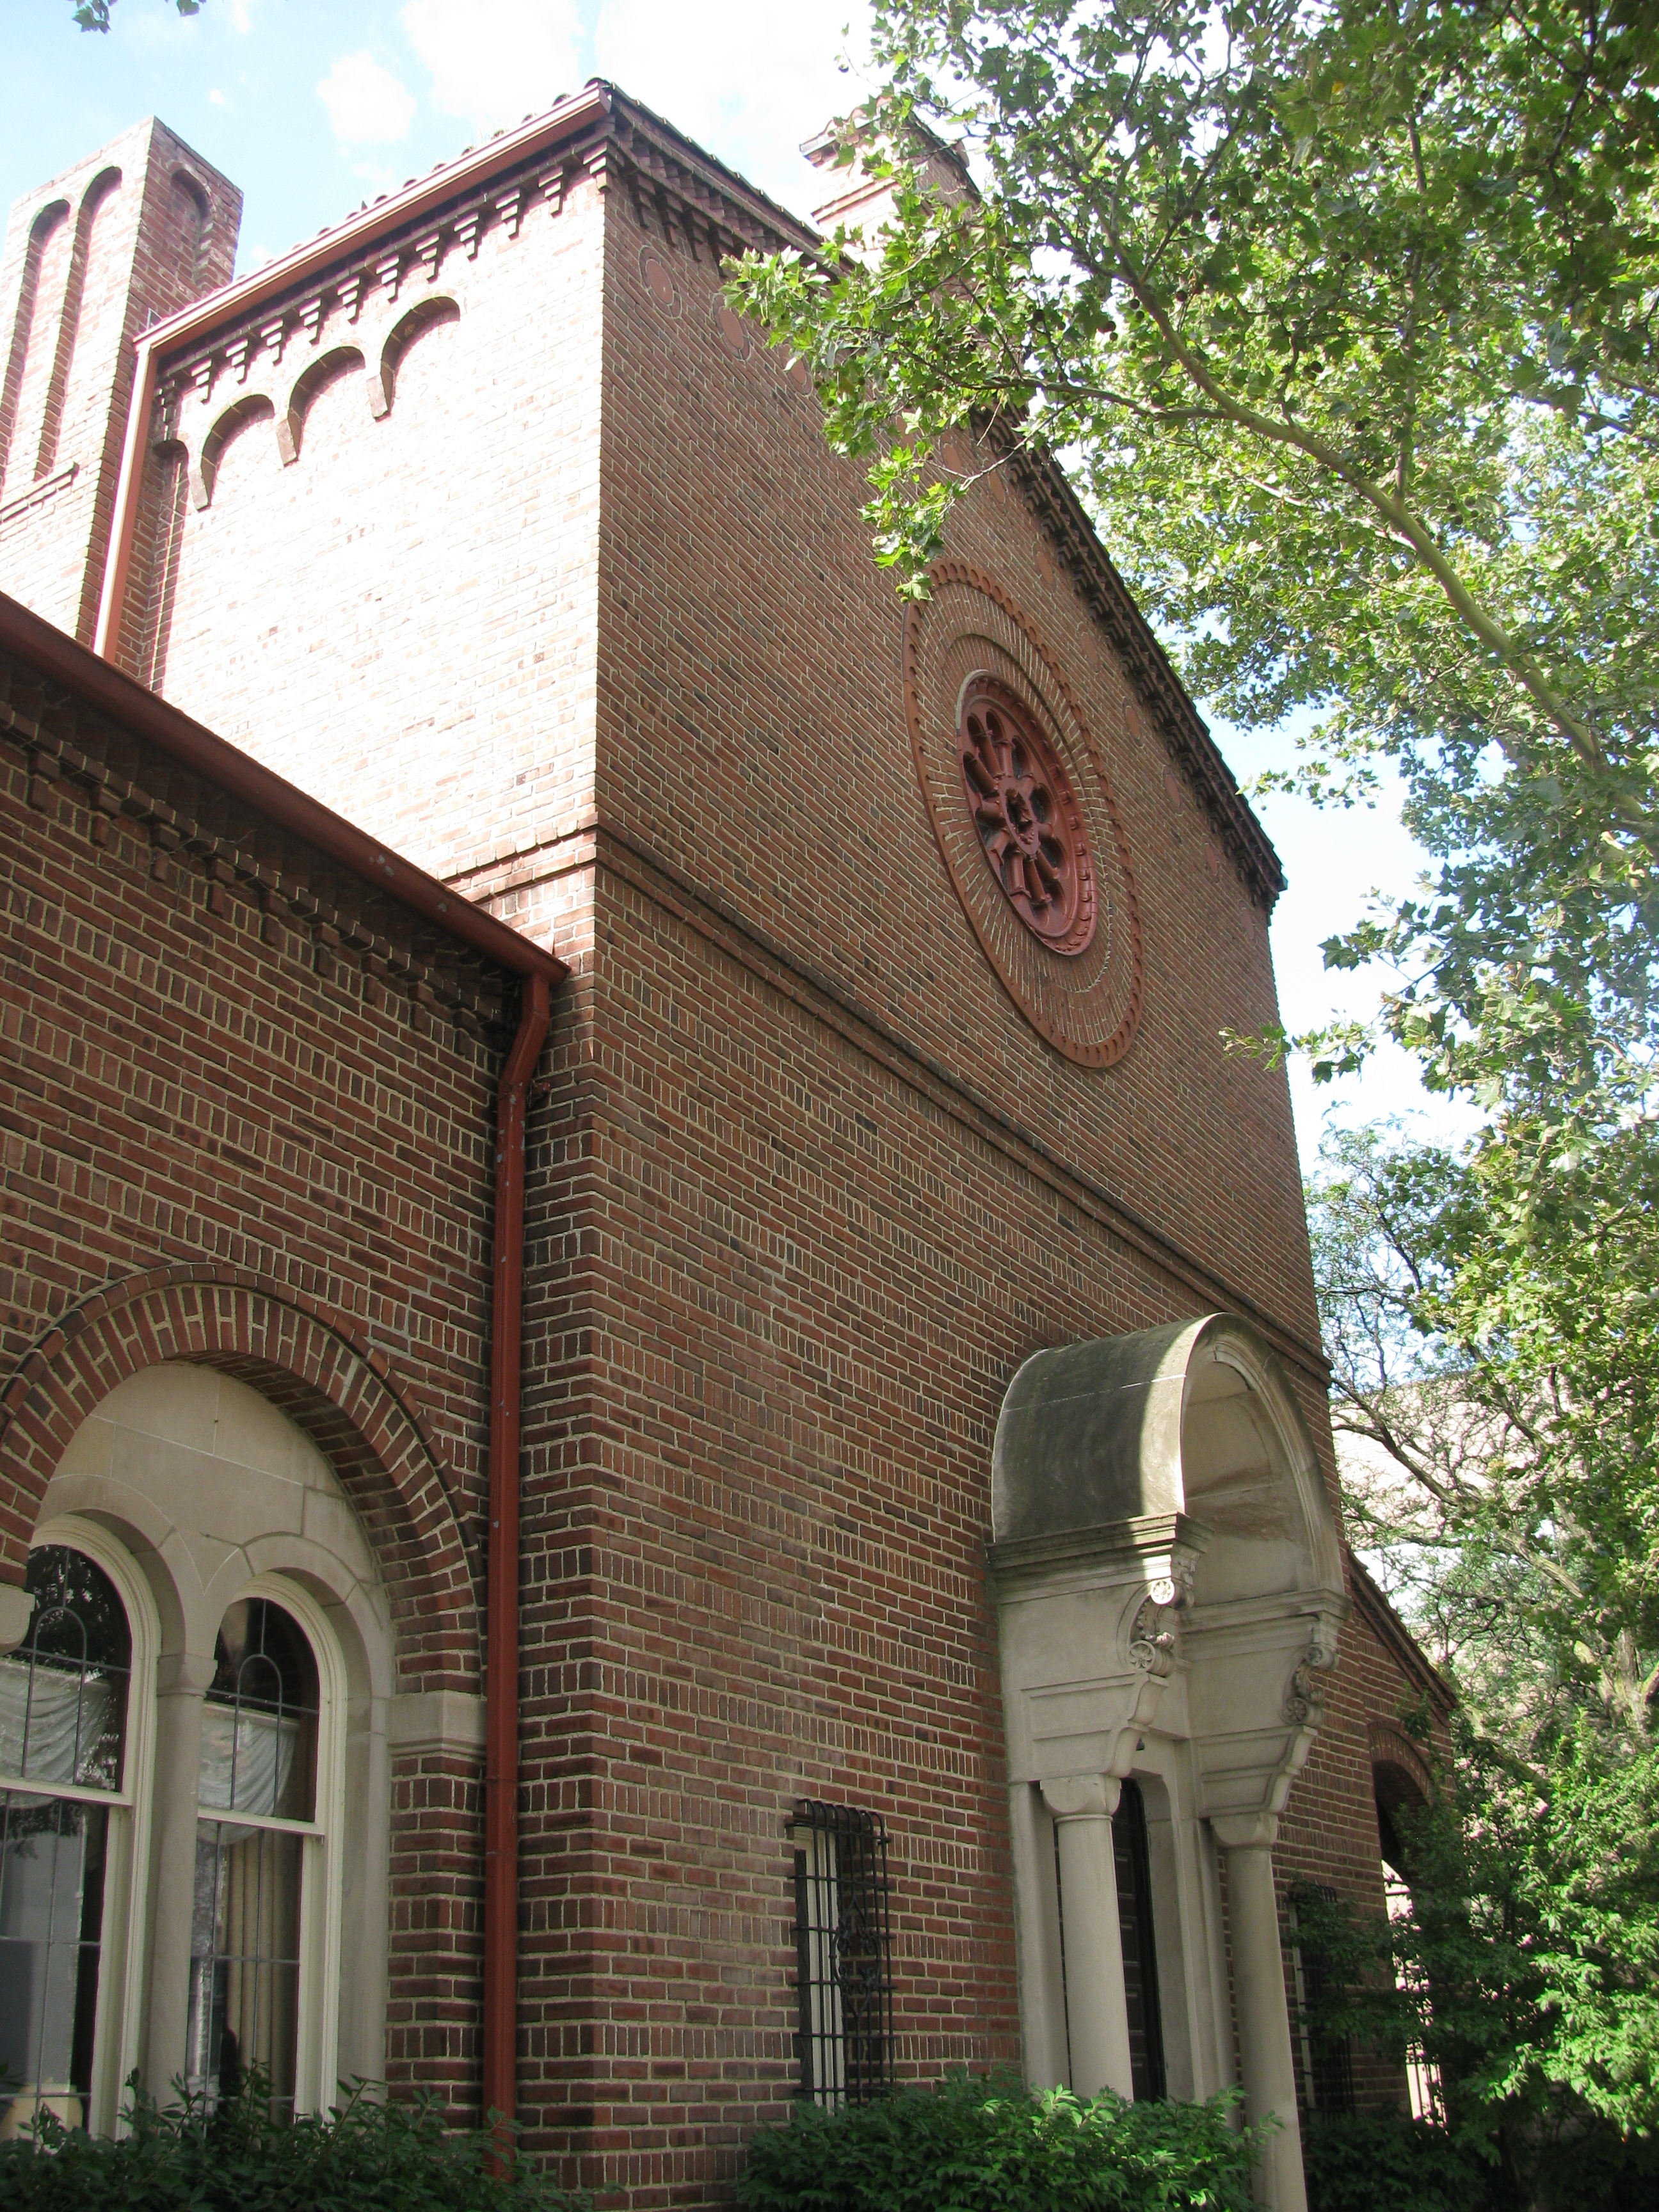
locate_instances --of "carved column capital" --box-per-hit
[156,1649,218,1700]
[1040,1772,1121,1823]
[1212,1811,1279,1852]
[0,1582,34,1655]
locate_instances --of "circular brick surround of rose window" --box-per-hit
[903,561,1144,1065]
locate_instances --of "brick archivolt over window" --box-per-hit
[0,1267,479,1675]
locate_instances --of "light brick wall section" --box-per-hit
[0,120,239,644]
[120,176,604,881]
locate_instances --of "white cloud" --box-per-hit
[317,52,419,145]
[593,0,873,215]
[207,87,228,108]
[401,0,581,136]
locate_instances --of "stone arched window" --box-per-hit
[2,1362,397,2130]
[187,1585,344,2117]
[1369,1722,1441,2120]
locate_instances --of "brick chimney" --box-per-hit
[0,118,240,643]
[801,106,975,251]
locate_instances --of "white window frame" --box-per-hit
[3,1514,159,2139]
[193,1571,346,2119]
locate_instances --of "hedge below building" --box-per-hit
[0,2080,588,2212]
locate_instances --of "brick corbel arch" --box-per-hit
[1369,1720,1435,1807]
[0,1266,479,1681]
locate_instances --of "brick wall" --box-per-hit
[0,638,508,2104]
[119,173,604,880]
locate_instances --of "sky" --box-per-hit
[3,0,1469,1172]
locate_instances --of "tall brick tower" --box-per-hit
[0,118,239,643]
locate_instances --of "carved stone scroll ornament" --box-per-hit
[1126,1550,1198,1676]
[1282,1620,1342,1726]
[1127,1598,1177,1676]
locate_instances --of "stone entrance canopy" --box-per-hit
[990,1315,1348,2211]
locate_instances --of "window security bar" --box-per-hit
[790,1800,894,2108]
[1288,1884,1355,2116]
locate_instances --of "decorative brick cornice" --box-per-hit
[0,661,509,1038]
[1001,438,1285,912]
[609,93,819,263]
[149,84,815,423]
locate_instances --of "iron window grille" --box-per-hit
[790,1801,894,2107]
[1288,1884,1354,2116]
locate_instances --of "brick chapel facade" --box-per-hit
[0,86,1450,2209]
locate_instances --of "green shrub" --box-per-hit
[1301,2113,1497,2212]
[0,2078,588,2212]
[737,2072,1262,2211]
[1302,2107,1659,2212]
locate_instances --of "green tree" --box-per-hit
[1302,1126,1659,2192]
[68,0,201,30]
[726,0,1659,1139]
[1309,1124,1659,1739]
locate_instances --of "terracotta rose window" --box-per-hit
[958,675,1097,956]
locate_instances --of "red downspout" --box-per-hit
[483,969,551,2133]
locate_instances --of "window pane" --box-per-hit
[0,1791,108,2137]
[0,1548,131,1792]
[187,1820,301,2117]
[198,1599,317,1822]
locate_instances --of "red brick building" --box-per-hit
[0,85,1450,2209]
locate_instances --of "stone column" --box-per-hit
[1041,1775,1134,2101]
[1008,1782,1069,2087]
[1215,1815,1306,2212]
[141,1651,216,2096]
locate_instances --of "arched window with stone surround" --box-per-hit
[1372,1727,1442,2122]
[0,1524,156,2140]
[2,1359,405,2131]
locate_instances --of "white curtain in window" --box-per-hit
[0,1669,119,1788]
[195,1705,303,1818]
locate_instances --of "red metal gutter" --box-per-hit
[2,588,559,2123]
[92,82,613,662]
[482,972,550,2135]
